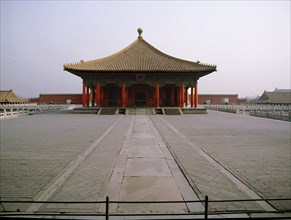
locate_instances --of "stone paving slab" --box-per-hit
[131,138,157,146]
[124,158,172,177]
[131,132,155,139]
[128,145,164,158]
[117,176,187,213]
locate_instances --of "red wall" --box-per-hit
[31,93,246,105]
[197,94,246,105]
[31,94,82,104]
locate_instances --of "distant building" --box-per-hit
[30,94,82,105]
[255,89,291,104]
[0,90,28,104]
[198,94,246,105]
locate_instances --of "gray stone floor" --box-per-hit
[151,111,290,211]
[0,110,290,217]
[1,112,121,211]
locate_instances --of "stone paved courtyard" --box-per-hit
[0,110,290,218]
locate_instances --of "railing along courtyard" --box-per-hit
[0,104,69,119]
[1,196,290,219]
[204,104,291,121]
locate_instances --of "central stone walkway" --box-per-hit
[103,115,203,213]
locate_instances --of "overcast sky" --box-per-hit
[1,1,290,98]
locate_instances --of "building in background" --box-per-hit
[198,94,246,105]
[0,90,28,104]
[254,89,291,105]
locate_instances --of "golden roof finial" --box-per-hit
[137,28,143,38]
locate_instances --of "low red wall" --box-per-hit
[197,94,246,105]
[31,94,82,104]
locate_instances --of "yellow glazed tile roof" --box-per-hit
[64,32,216,73]
[0,90,27,103]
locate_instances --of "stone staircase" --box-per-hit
[99,108,117,115]
[164,108,182,115]
[127,108,155,115]
[127,108,182,115]
[145,108,154,115]
[72,107,204,115]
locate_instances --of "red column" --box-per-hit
[171,87,175,106]
[177,87,180,107]
[191,87,194,107]
[180,83,184,107]
[122,83,126,108]
[87,87,90,107]
[185,87,188,107]
[156,83,160,108]
[96,83,100,107]
[92,89,95,107]
[89,90,93,106]
[194,81,198,108]
[82,83,86,107]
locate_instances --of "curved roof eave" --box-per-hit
[64,69,217,74]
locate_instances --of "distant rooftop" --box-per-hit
[256,89,291,104]
[273,88,291,93]
[0,90,28,103]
